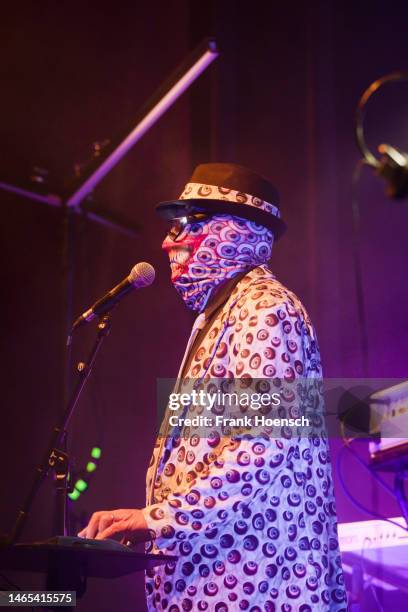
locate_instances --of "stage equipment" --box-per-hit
[369,380,408,469]
[7,315,115,544]
[0,538,176,610]
[353,70,408,376]
[337,381,408,548]
[339,515,408,608]
[336,384,374,437]
[367,381,408,527]
[71,262,155,332]
[68,446,102,502]
[0,304,178,608]
[7,260,152,542]
[356,70,408,198]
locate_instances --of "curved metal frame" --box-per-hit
[355,70,408,167]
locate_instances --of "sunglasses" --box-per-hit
[167,213,210,240]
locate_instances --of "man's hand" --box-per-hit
[77,508,151,543]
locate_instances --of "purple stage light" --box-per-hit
[66,40,219,209]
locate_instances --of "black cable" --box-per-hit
[350,159,371,377]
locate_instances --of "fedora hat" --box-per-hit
[156,162,286,239]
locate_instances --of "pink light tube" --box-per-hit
[67,41,219,208]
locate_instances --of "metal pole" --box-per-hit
[65,39,218,208]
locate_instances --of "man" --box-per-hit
[79,164,347,611]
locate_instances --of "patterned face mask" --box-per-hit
[162,213,274,312]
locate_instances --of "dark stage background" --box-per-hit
[1,1,408,609]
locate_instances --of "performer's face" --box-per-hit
[162,214,210,282]
[161,212,274,312]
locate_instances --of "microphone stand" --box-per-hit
[8,315,112,545]
[0,311,178,609]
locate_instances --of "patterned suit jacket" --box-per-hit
[142,265,346,612]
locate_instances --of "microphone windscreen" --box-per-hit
[129,262,156,287]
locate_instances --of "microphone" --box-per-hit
[72,262,155,331]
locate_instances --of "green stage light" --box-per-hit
[86,461,97,473]
[68,489,81,501]
[91,447,102,459]
[75,479,88,492]
[68,446,101,501]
